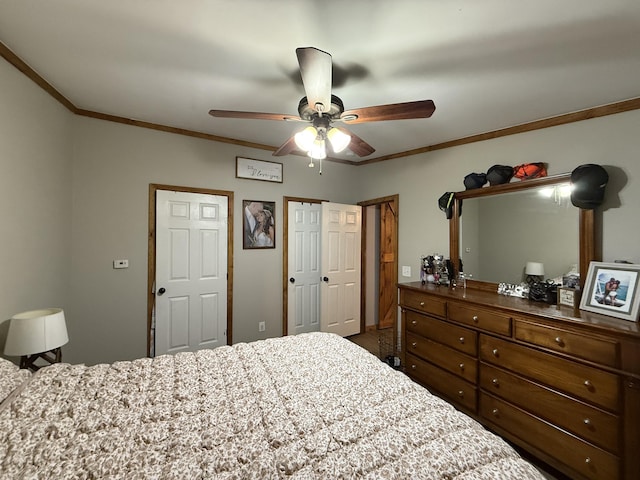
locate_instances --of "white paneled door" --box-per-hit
[155,190,228,356]
[287,201,322,335]
[321,202,362,337]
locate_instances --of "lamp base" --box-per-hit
[19,347,62,372]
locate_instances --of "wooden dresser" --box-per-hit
[399,282,640,480]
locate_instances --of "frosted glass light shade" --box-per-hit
[4,308,68,356]
[294,126,317,151]
[525,262,545,276]
[327,127,351,153]
[308,139,327,160]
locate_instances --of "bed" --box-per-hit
[1,332,545,479]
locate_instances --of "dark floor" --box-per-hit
[346,328,567,480]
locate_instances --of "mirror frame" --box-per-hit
[449,173,597,292]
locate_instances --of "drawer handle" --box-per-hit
[457,390,464,398]
[472,315,479,323]
[411,364,416,369]
[492,408,499,416]
[583,418,592,426]
[419,301,425,306]
[492,348,499,357]
[555,336,564,345]
[459,336,465,344]
[492,378,499,386]
[411,320,417,325]
[585,457,591,465]
[584,379,593,388]
[411,342,417,348]
[459,363,465,370]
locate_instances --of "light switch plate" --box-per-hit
[113,259,129,269]
[402,266,411,277]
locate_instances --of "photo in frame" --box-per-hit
[579,262,640,321]
[242,200,275,249]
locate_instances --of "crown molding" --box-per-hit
[2,41,639,166]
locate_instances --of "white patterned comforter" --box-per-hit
[0,332,544,479]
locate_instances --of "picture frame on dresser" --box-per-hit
[580,261,640,321]
[557,286,580,308]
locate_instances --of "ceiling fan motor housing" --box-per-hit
[298,95,345,120]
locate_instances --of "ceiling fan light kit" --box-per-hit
[209,47,436,173]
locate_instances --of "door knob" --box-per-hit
[157,287,166,296]
[289,277,295,283]
[323,276,329,282]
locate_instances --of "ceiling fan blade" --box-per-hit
[335,127,375,157]
[209,109,300,122]
[272,136,298,157]
[296,47,332,115]
[341,100,436,124]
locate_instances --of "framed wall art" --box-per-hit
[236,157,283,183]
[579,262,640,321]
[242,200,275,249]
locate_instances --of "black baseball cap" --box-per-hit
[464,172,487,190]
[486,165,514,185]
[571,164,608,209]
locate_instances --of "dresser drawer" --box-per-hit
[480,335,620,412]
[406,310,477,355]
[480,393,620,480]
[480,363,620,453]
[406,332,477,383]
[515,320,620,368]
[448,302,511,336]
[401,289,447,317]
[406,353,477,412]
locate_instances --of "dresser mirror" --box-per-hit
[449,173,596,290]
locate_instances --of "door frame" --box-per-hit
[147,183,234,356]
[358,194,399,333]
[281,194,399,337]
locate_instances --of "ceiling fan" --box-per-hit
[209,47,436,166]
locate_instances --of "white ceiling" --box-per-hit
[1,0,639,162]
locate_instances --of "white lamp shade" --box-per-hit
[308,138,327,160]
[4,308,68,356]
[525,262,545,276]
[294,126,317,151]
[327,127,351,153]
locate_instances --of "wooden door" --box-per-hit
[378,201,397,329]
[155,190,228,355]
[287,201,322,335]
[320,202,362,336]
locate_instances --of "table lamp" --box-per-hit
[4,308,68,371]
[525,262,545,284]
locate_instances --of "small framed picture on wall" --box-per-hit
[242,200,275,249]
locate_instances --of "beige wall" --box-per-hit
[0,58,73,356]
[2,55,639,365]
[358,109,640,285]
[66,117,361,364]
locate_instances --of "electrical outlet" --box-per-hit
[402,265,411,277]
[258,321,266,332]
[113,259,129,269]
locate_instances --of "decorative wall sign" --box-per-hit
[242,200,275,249]
[580,262,640,321]
[236,157,283,183]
